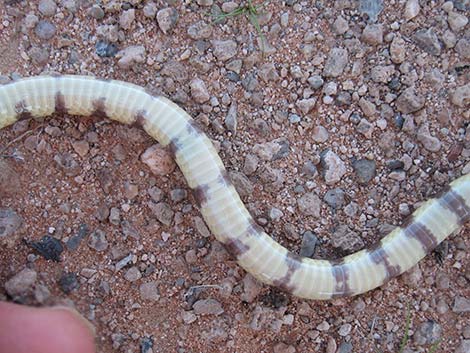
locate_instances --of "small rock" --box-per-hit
[59,272,79,294]
[395,87,425,113]
[170,188,187,203]
[273,342,296,353]
[296,98,317,114]
[157,7,178,34]
[241,274,263,303]
[358,98,377,117]
[119,9,135,30]
[417,125,441,152]
[448,11,468,32]
[5,268,37,298]
[95,41,118,57]
[88,229,108,252]
[143,2,157,18]
[404,0,420,20]
[72,140,89,157]
[66,224,89,251]
[358,0,384,22]
[413,320,442,345]
[413,28,441,56]
[297,193,321,218]
[187,21,212,40]
[331,225,364,253]
[193,299,224,315]
[455,38,470,59]
[109,207,120,225]
[148,202,174,226]
[332,16,349,35]
[140,282,160,301]
[353,159,376,184]
[211,40,237,61]
[124,182,139,200]
[300,231,318,257]
[30,235,63,262]
[326,337,337,353]
[35,20,56,40]
[320,150,347,185]
[229,171,254,198]
[453,296,470,313]
[28,46,50,66]
[451,84,470,107]
[38,0,57,17]
[324,188,345,208]
[225,102,237,133]
[402,265,423,288]
[140,337,153,353]
[390,35,406,63]
[0,209,22,245]
[190,78,210,103]
[54,153,80,176]
[323,48,348,78]
[141,144,176,175]
[124,267,142,282]
[312,125,329,143]
[116,45,146,70]
[88,4,105,19]
[308,75,324,89]
[361,24,383,45]
[455,340,470,353]
[338,323,352,336]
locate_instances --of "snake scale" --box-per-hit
[1,75,469,300]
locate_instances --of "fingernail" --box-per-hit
[50,306,96,336]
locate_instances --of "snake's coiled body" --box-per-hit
[1,75,469,299]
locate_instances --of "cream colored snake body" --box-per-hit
[1,75,469,299]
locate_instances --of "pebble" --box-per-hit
[71,140,89,157]
[404,0,420,20]
[5,268,37,298]
[0,209,22,244]
[413,28,441,56]
[241,274,263,303]
[141,144,176,175]
[30,235,63,262]
[455,340,470,353]
[353,159,376,184]
[148,202,174,226]
[190,78,210,103]
[338,323,352,336]
[143,2,157,18]
[140,337,153,353]
[88,4,105,19]
[187,21,212,40]
[297,193,321,217]
[59,272,79,294]
[324,188,345,208]
[402,265,422,288]
[23,13,39,29]
[332,16,349,35]
[95,41,118,57]
[395,87,424,113]
[88,229,108,252]
[326,337,337,353]
[417,125,441,152]
[35,20,56,40]
[311,125,329,143]
[308,75,324,89]
[115,253,133,271]
[323,48,348,77]
[193,299,224,315]
[296,98,317,114]
[225,102,237,133]
[320,150,347,185]
[337,342,353,353]
[448,11,468,32]
[38,0,57,17]
[116,45,146,69]
[119,9,135,30]
[211,40,237,61]
[413,320,442,345]
[331,225,364,252]
[453,296,470,313]
[361,24,383,45]
[299,231,318,257]
[54,153,80,176]
[359,0,383,22]
[157,8,178,34]
[124,267,142,282]
[451,83,470,107]
[140,281,160,301]
[390,35,406,63]
[109,207,120,225]
[229,171,254,197]
[358,98,377,117]
[66,224,89,251]
[455,38,470,59]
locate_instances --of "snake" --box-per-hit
[0,75,469,300]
